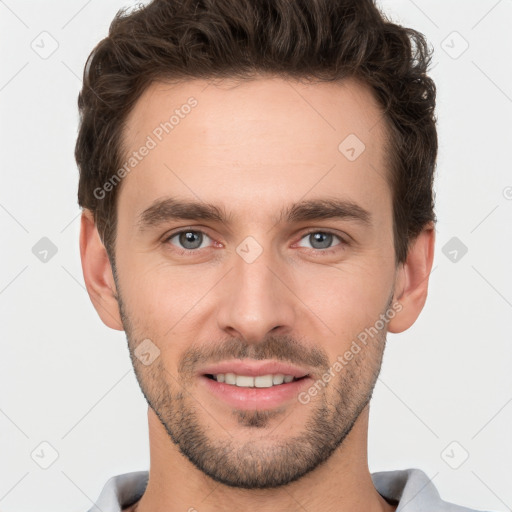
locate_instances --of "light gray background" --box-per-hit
[1,1,511,511]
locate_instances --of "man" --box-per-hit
[76,1,488,511]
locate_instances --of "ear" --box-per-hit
[79,209,124,331]
[387,222,436,333]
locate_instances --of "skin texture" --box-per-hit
[80,76,435,512]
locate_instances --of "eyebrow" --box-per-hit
[137,196,372,231]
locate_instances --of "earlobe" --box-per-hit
[387,222,436,334]
[79,209,124,331]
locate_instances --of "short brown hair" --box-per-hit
[76,0,437,266]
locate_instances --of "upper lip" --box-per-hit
[199,359,311,379]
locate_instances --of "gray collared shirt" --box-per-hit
[87,468,491,511]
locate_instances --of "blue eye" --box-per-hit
[166,230,213,251]
[297,231,344,252]
[163,229,346,256]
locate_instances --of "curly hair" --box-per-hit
[75,0,437,266]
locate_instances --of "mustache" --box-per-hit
[178,334,330,377]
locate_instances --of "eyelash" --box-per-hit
[162,228,348,257]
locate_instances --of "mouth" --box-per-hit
[205,373,308,388]
[198,360,313,410]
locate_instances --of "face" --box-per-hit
[112,76,399,488]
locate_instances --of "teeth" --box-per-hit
[236,375,254,387]
[272,374,284,385]
[211,373,299,387]
[254,375,273,388]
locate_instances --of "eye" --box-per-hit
[296,230,345,252]
[165,230,214,251]
[163,228,347,256]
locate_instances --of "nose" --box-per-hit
[216,244,298,344]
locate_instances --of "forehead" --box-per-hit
[119,76,390,227]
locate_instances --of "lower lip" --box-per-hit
[200,375,312,410]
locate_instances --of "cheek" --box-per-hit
[295,262,391,343]
[118,259,220,342]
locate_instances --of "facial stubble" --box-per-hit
[114,275,390,489]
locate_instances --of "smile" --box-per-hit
[206,373,306,388]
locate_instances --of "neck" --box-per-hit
[128,405,396,512]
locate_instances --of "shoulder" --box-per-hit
[87,471,149,512]
[371,468,496,512]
